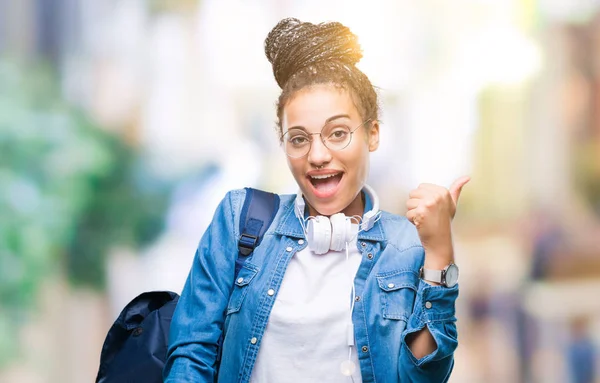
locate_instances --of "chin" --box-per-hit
[313,205,338,217]
[309,195,351,217]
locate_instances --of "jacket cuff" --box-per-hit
[402,281,459,366]
[414,280,458,323]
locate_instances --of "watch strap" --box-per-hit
[420,267,443,283]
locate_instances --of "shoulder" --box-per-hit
[378,210,424,264]
[222,188,295,208]
[277,192,296,209]
[217,188,296,231]
[216,188,247,218]
[367,211,425,273]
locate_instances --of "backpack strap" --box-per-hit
[235,187,280,279]
[216,188,280,368]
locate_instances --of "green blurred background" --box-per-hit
[1,0,600,382]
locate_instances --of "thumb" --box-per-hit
[449,175,471,204]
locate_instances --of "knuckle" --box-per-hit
[434,191,448,204]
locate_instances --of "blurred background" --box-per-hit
[1,0,600,382]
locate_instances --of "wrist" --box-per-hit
[423,247,454,269]
[420,262,460,288]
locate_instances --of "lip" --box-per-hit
[306,169,341,177]
[305,169,344,199]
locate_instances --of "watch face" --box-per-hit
[444,264,459,287]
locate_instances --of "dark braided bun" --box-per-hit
[265,18,363,88]
[265,18,379,136]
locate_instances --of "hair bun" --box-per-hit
[264,18,363,88]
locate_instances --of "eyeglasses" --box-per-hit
[281,119,372,158]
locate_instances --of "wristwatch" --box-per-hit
[419,263,459,288]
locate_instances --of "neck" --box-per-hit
[307,190,365,218]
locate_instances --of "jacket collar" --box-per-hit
[274,189,386,243]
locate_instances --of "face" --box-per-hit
[281,84,379,217]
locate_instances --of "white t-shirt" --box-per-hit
[250,231,363,383]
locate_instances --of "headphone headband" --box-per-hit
[360,184,379,231]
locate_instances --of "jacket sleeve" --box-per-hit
[398,280,459,382]
[163,190,243,383]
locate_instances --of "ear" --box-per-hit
[367,120,380,152]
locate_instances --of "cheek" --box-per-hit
[287,157,305,178]
[345,145,370,174]
[353,158,369,181]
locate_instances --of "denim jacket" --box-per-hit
[164,188,458,383]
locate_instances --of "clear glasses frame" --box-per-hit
[281,118,372,158]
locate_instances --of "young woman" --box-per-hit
[164,18,469,383]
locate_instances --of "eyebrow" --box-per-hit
[288,114,351,131]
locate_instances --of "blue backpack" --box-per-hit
[95,188,280,383]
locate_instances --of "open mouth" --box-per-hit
[308,172,343,197]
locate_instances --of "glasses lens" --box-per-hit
[283,129,310,157]
[322,122,352,151]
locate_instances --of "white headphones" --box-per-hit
[294,184,380,254]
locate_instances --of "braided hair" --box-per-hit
[264,18,379,140]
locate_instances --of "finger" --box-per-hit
[410,183,447,199]
[449,175,471,204]
[408,187,432,199]
[406,209,417,224]
[418,183,442,191]
[406,208,426,227]
[406,198,420,210]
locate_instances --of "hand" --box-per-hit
[406,176,470,266]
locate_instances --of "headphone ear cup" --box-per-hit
[306,216,331,254]
[344,219,355,245]
[329,213,349,251]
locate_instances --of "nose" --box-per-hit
[307,136,332,168]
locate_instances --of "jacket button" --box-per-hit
[267,289,275,296]
[250,337,257,345]
[237,277,244,284]
[298,239,305,245]
[361,346,369,353]
[367,253,373,259]
[425,301,433,309]
[286,246,293,252]
[387,283,395,288]
[361,242,367,247]
[355,296,361,302]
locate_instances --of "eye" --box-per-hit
[327,127,350,141]
[288,134,310,146]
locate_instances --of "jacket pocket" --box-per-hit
[226,262,259,315]
[376,270,419,321]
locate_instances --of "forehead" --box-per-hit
[282,84,360,129]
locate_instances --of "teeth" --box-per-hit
[310,174,338,180]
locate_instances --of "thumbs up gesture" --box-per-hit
[406,176,470,267]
